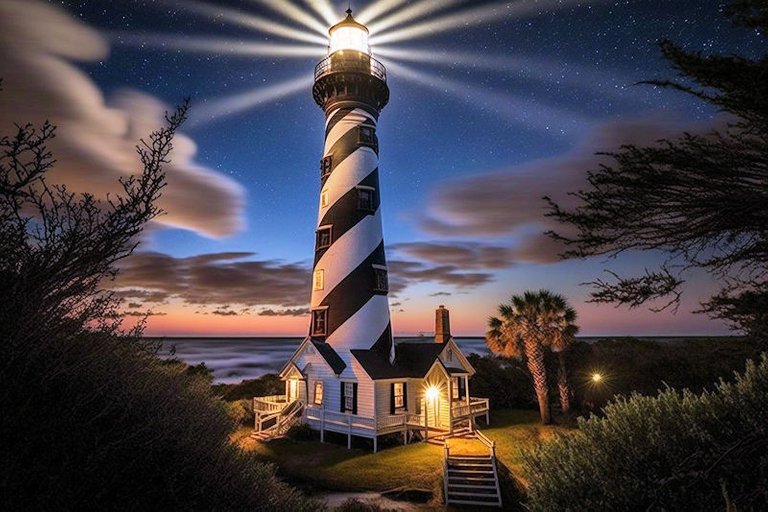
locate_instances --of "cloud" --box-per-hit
[388,259,494,294]
[429,292,452,297]
[417,116,725,264]
[0,0,245,238]
[211,310,238,316]
[258,308,310,317]
[113,251,310,308]
[122,311,167,317]
[112,249,497,311]
[390,241,517,269]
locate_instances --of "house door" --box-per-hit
[423,397,440,427]
[287,379,298,402]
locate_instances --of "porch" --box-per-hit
[252,392,489,451]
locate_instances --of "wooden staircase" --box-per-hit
[443,429,502,508]
[251,400,303,441]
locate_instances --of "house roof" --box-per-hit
[351,342,447,380]
[311,339,347,375]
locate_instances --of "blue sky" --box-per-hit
[0,0,760,335]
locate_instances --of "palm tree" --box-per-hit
[486,290,579,424]
[545,297,579,415]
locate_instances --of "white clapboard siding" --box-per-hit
[294,344,375,419]
[375,381,392,418]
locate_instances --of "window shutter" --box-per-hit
[449,380,453,400]
[390,383,395,414]
[352,383,358,415]
[403,382,408,411]
[340,382,345,413]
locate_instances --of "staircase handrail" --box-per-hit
[443,441,450,505]
[475,426,497,460]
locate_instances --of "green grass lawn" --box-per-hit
[234,408,572,495]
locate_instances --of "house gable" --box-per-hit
[438,337,475,376]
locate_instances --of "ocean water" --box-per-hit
[159,337,490,384]
[157,335,708,384]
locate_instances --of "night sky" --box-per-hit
[1,1,761,335]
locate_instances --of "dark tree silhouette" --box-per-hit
[0,90,317,510]
[0,96,183,344]
[546,1,768,340]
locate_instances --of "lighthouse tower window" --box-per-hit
[320,189,329,208]
[320,156,333,180]
[356,186,375,212]
[316,226,332,250]
[311,309,328,336]
[313,269,324,291]
[358,125,377,149]
[372,266,388,293]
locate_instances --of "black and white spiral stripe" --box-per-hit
[311,104,393,360]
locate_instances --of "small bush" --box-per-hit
[521,354,768,511]
[227,398,255,427]
[468,354,537,409]
[286,422,314,441]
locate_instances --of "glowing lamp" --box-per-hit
[591,373,603,383]
[426,386,440,402]
[329,9,370,55]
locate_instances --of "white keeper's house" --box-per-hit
[252,10,489,452]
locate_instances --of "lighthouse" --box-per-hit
[256,10,484,454]
[309,9,393,361]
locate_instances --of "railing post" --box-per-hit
[347,414,352,449]
[320,408,325,443]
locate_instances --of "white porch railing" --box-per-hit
[451,397,489,420]
[253,395,289,414]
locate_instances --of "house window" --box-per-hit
[394,382,404,409]
[314,381,323,405]
[320,156,333,179]
[373,267,388,293]
[356,186,375,212]
[316,226,332,250]
[320,189,330,208]
[311,309,328,336]
[313,269,324,291]
[447,348,453,361]
[358,125,376,147]
[344,382,354,412]
[452,377,459,400]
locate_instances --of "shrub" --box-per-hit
[0,331,321,511]
[467,354,538,409]
[227,398,255,427]
[521,354,768,511]
[286,422,314,441]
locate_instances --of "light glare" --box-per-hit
[180,0,327,45]
[111,32,325,58]
[191,75,314,126]
[384,60,590,132]
[370,0,609,45]
[426,386,440,401]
